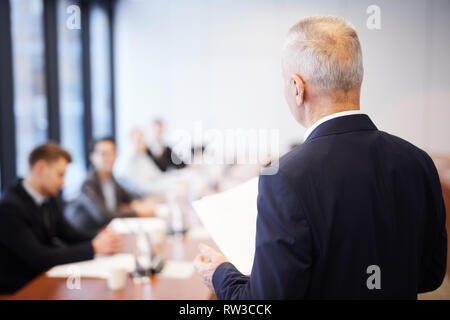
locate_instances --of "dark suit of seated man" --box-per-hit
[193,16,447,299]
[65,137,155,236]
[0,143,123,294]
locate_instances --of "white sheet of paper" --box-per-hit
[156,261,195,279]
[46,254,136,279]
[192,177,259,275]
[47,255,195,280]
[185,226,211,240]
[107,217,167,234]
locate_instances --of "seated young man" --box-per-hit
[0,143,122,294]
[65,137,155,236]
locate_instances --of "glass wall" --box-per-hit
[1,0,115,193]
[90,3,113,139]
[11,0,48,177]
[57,0,86,200]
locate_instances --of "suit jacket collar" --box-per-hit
[21,179,47,206]
[2,180,51,234]
[3,179,40,211]
[304,114,378,143]
[84,170,105,203]
[84,169,120,203]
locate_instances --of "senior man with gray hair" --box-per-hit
[194,16,446,299]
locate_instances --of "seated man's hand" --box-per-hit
[119,203,131,211]
[92,230,123,255]
[193,244,228,292]
[130,199,156,217]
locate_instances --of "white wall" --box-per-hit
[114,0,450,156]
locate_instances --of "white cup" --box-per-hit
[107,267,128,290]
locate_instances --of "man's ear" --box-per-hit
[33,159,47,174]
[291,74,305,106]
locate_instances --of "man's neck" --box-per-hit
[303,86,361,128]
[24,176,46,198]
[305,103,360,128]
[97,170,113,181]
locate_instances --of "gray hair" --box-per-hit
[282,16,364,91]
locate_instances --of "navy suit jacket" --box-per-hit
[212,114,447,299]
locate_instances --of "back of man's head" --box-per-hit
[27,143,72,196]
[29,143,72,169]
[282,16,364,92]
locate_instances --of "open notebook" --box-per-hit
[192,177,259,275]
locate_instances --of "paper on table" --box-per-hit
[107,217,167,234]
[192,177,259,275]
[156,261,195,279]
[47,255,195,280]
[46,254,135,279]
[185,226,211,240]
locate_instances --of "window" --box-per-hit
[0,0,116,191]
[57,0,86,200]
[90,3,113,139]
[11,0,48,177]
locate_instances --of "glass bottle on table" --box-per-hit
[134,228,153,280]
[170,201,185,235]
[166,187,185,235]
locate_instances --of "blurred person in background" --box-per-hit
[146,119,186,172]
[65,137,156,237]
[114,129,177,197]
[0,143,122,294]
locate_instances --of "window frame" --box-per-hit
[0,0,17,190]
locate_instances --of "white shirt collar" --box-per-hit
[22,180,47,206]
[303,110,364,141]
